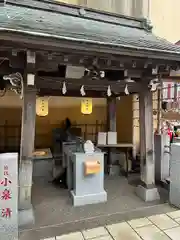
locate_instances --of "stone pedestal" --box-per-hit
[19,160,33,210]
[136,185,160,202]
[154,134,170,182]
[18,160,35,226]
[136,162,160,202]
[169,143,180,208]
[18,208,35,227]
[69,152,107,206]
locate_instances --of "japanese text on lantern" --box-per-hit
[0,165,12,219]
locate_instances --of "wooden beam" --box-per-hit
[0,45,178,74]
[36,76,140,93]
[35,52,177,73]
[38,88,122,98]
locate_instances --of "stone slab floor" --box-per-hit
[42,210,180,240]
[19,175,173,239]
[23,176,168,231]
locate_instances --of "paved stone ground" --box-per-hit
[19,176,173,239]
[23,176,168,231]
[42,210,180,240]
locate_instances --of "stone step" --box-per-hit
[19,203,176,240]
[19,207,35,228]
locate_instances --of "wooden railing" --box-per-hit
[0,120,106,152]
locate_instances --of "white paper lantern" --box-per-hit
[36,97,49,117]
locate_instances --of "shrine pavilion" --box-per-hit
[1,0,180,238]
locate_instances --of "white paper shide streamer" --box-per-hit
[124,84,129,95]
[80,85,86,96]
[62,81,67,95]
[107,85,112,97]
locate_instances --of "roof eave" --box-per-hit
[3,0,151,31]
[0,29,180,62]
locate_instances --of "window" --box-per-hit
[55,0,136,16]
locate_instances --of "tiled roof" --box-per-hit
[1,0,180,56]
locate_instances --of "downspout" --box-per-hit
[147,0,150,19]
[157,77,162,134]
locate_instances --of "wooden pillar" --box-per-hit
[132,94,140,158]
[136,83,160,201]
[107,98,117,132]
[19,51,36,213]
[20,87,36,164]
[107,98,117,175]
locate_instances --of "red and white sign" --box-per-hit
[163,82,180,102]
[0,153,18,239]
[162,41,180,103]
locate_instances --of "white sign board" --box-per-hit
[0,153,18,240]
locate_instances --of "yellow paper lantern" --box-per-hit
[81,98,92,115]
[36,97,49,117]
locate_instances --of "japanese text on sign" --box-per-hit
[0,165,12,219]
[0,153,18,239]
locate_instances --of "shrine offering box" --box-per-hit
[84,160,101,175]
[68,151,107,206]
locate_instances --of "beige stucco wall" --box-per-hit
[0,91,133,149]
[150,0,180,43]
[0,91,106,108]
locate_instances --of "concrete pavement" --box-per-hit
[42,210,180,240]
